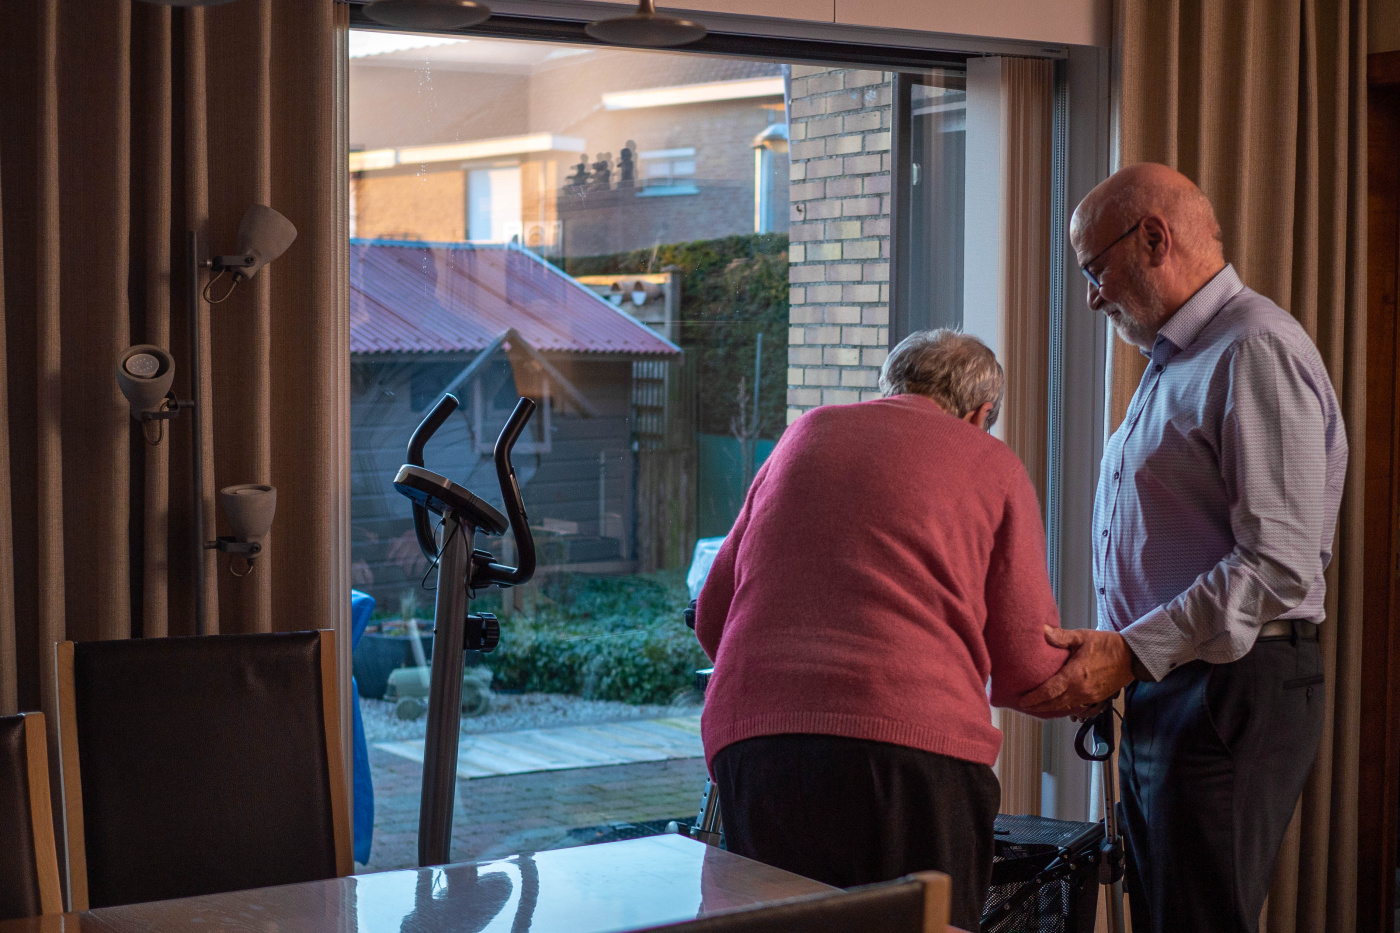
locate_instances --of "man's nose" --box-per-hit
[1086,281,1104,311]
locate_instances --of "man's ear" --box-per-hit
[963,401,995,431]
[1141,214,1171,266]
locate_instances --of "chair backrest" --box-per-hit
[56,631,352,910]
[641,872,950,933]
[0,712,62,919]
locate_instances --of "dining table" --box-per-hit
[1,834,842,933]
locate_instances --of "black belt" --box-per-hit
[1256,619,1319,642]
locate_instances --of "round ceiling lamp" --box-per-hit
[585,0,706,48]
[363,0,492,30]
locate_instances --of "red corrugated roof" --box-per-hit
[350,240,681,358]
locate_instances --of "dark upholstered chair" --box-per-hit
[641,872,951,933]
[56,631,352,910]
[0,712,62,919]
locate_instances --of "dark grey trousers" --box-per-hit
[1119,634,1325,933]
[711,734,1001,932]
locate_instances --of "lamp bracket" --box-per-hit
[139,392,194,422]
[206,538,262,557]
[210,254,255,273]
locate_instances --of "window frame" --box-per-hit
[342,4,1111,823]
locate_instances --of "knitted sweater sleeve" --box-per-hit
[984,464,1070,710]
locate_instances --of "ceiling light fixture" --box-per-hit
[362,0,492,30]
[585,0,707,48]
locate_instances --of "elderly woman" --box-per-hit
[695,329,1068,931]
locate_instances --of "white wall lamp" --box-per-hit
[586,0,706,47]
[115,204,296,632]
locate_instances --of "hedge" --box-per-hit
[566,233,790,440]
[483,571,708,705]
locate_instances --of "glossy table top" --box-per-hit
[0,835,839,933]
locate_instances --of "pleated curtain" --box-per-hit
[0,0,351,869]
[986,56,1056,818]
[1113,0,1367,929]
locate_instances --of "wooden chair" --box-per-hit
[56,631,352,910]
[0,712,62,919]
[640,872,951,933]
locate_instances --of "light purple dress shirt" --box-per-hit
[1093,265,1347,681]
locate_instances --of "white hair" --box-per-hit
[879,329,1003,429]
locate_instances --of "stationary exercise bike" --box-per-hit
[393,392,537,867]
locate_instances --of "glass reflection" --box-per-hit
[362,856,539,933]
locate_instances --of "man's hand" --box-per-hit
[1019,627,1136,716]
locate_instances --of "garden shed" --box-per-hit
[349,238,682,609]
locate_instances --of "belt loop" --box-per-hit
[1289,620,1300,646]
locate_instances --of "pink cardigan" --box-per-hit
[696,395,1068,768]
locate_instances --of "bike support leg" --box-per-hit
[418,512,475,867]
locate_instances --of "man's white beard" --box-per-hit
[1109,309,1159,348]
[1106,265,1167,349]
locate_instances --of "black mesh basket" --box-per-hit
[983,814,1102,933]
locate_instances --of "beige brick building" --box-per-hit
[783,67,893,424]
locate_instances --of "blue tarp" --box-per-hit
[350,590,376,864]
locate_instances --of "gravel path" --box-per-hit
[360,691,702,744]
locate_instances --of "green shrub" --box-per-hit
[484,571,708,705]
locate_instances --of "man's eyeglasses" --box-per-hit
[1079,219,1142,290]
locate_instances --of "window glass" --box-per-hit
[349,31,968,870]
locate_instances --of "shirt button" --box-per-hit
[1102,529,1109,537]
[1113,471,1120,480]
[1098,587,1105,595]
[1155,364,1163,372]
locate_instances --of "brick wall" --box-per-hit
[784,67,893,425]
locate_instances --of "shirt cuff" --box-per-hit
[1119,607,1198,682]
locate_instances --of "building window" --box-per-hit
[468,165,523,242]
[638,147,699,196]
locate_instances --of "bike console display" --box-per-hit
[393,465,508,536]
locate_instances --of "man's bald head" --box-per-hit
[1071,163,1223,269]
[1069,163,1228,348]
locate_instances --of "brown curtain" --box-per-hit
[1114,0,1367,929]
[0,0,349,871]
[990,56,1055,817]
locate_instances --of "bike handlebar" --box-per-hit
[478,398,536,587]
[402,393,536,589]
[408,395,461,560]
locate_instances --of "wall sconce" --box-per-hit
[116,204,296,633]
[116,345,186,444]
[585,0,706,47]
[212,484,277,577]
[204,204,298,302]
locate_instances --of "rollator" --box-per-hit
[671,598,1126,932]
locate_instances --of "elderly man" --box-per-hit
[1022,163,1346,932]
[695,329,1069,931]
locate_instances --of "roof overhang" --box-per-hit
[601,77,784,111]
[350,132,586,172]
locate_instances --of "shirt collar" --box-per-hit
[1146,264,1244,362]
